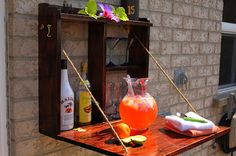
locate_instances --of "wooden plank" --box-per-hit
[88,22,106,123]
[39,3,61,135]
[58,117,230,156]
[61,13,153,27]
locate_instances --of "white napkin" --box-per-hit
[165,112,215,132]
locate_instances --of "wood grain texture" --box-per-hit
[39,3,61,135]
[58,117,230,156]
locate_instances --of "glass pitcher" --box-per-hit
[119,77,158,131]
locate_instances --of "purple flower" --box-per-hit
[97,3,120,22]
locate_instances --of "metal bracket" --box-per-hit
[174,68,188,90]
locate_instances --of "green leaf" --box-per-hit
[114,7,129,21]
[78,8,87,15]
[78,0,98,19]
[86,0,97,15]
[88,13,98,19]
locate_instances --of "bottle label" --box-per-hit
[61,97,74,127]
[79,91,91,123]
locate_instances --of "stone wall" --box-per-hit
[7,0,227,155]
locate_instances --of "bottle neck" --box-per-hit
[81,70,87,80]
[61,69,69,84]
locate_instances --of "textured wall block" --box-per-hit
[11,0,45,15]
[162,14,183,28]
[12,120,39,141]
[216,0,224,11]
[216,22,222,32]
[173,2,192,16]
[150,12,161,26]
[193,99,205,110]
[197,66,212,76]
[9,37,38,57]
[192,31,208,42]
[209,32,221,43]
[212,65,220,75]
[189,78,206,89]
[61,146,103,156]
[158,68,173,82]
[205,97,213,107]
[214,45,221,54]
[9,79,38,99]
[140,0,148,10]
[107,25,129,38]
[171,55,191,67]
[149,0,172,13]
[170,104,188,115]
[62,40,87,57]
[150,27,172,41]
[158,95,179,107]
[186,66,199,78]
[149,55,171,69]
[44,151,61,156]
[149,41,160,53]
[14,138,40,156]
[62,23,88,39]
[196,88,207,99]
[161,42,181,54]
[201,20,217,31]
[173,30,191,41]
[152,83,170,96]
[182,43,199,54]
[39,136,71,154]
[8,59,38,78]
[193,6,208,19]
[202,0,216,8]
[139,10,150,19]
[9,15,38,37]
[207,54,220,65]
[206,76,219,86]
[190,55,206,66]
[200,43,215,54]
[10,100,38,120]
[183,17,201,30]
[148,69,159,82]
[209,9,222,21]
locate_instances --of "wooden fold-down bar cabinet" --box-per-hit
[38,3,230,156]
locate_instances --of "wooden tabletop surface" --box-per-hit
[58,116,230,156]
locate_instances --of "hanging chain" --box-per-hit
[133,34,197,113]
[62,49,128,155]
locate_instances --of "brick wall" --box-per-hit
[7,0,227,155]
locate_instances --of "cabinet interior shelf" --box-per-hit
[106,65,142,71]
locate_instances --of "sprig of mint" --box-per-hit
[78,0,98,19]
[113,7,129,21]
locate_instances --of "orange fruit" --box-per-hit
[114,123,131,139]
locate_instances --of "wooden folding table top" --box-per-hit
[58,116,230,156]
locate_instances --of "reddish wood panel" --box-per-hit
[58,117,230,156]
